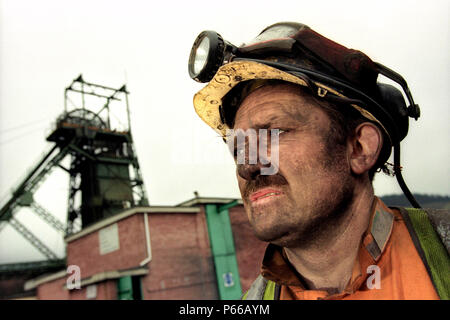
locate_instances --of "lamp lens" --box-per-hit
[193,36,210,76]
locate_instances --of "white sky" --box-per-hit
[0,0,449,263]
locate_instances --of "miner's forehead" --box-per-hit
[233,82,327,128]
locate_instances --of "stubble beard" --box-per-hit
[245,145,355,249]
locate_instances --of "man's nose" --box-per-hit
[237,162,262,181]
[237,146,274,180]
[233,129,277,180]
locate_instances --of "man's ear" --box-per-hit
[348,122,383,175]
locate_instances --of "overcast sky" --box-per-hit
[0,0,449,263]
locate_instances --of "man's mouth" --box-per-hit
[249,188,284,203]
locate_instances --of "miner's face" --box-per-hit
[232,83,355,247]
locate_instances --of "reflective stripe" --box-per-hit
[404,208,450,300]
[242,275,277,300]
[263,280,276,300]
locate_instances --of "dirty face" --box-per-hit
[233,83,355,248]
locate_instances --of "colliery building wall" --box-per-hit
[143,209,217,299]
[19,198,266,300]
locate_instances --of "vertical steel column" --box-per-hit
[205,202,242,300]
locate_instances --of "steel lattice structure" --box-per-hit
[0,75,149,260]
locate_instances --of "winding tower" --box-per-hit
[0,75,149,261]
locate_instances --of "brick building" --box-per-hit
[22,197,267,300]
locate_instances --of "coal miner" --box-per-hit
[188,22,449,300]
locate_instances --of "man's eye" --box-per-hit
[273,129,288,135]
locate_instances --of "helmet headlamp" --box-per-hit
[188,23,301,83]
[188,30,237,83]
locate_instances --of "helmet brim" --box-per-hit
[193,60,385,139]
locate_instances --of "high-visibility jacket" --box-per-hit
[242,207,450,300]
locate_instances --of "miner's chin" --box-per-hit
[250,218,313,248]
[250,222,292,245]
[255,231,305,249]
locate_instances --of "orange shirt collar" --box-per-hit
[260,197,395,297]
